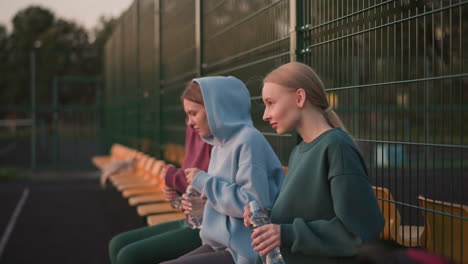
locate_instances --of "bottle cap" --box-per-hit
[249,201,260,212]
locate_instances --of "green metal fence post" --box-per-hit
[52,77,59,169]
[195,0,203,77]
[136,0,142,151]
[154,0,162,158]
[290,0,299,63]
[292,0,302,145]
[30,50,37,171]
[96,81,103,155]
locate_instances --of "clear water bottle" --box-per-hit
[249,201,286,264]
[170,194,182,209]
[186,185,204,229]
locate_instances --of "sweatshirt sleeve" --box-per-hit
[164,166,189,194]
[280,172,385,257]
[191,143,276,219]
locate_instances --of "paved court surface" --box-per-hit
[0,179,144,264]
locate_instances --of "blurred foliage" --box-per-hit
[0,24,8,100]
[0,6,116,107]
[0,167,26,182]
[93,16,118,77]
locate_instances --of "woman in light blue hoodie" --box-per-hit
[161,76,285,264]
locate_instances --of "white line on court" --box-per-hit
[0,188,30,260]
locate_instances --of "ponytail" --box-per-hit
[324,107,348,133]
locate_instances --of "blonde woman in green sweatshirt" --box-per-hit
[243,62,385,264]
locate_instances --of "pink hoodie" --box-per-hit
[164,124,212,194]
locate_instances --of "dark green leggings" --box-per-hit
[109,219,201,264]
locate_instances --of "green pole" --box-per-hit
[195,0,203,77]
[30,50,37,171]
[96,81,103,155]
[293,0,302,145]
[290,0,298,63]
[154,0,162,158]
[52,77,59,169]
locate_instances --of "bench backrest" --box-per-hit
[372,186,401,241]
[418,196,468,264]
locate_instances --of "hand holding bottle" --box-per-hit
[163,185,177,201]
[243,203,267,228]
[243,204,252,228]
[181,193,192,215]
[164,185,182,209]
[248,201,285,263]
[184,185,204,229]
[251,224,281,256]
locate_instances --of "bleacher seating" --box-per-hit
[92,143,186,226]
[372,186,425,247]
[418,196,468,264]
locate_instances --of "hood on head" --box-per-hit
[193,76,252,145]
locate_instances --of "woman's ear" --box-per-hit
[296,88,307,108]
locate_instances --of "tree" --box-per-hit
[93,16,117,50]
[10,6,54,50]
[4,6,56,105]
[89,16,117,77]
[0,24,7,48]
[1,6,107,105]
[0,24,10,106]
[37,18,92,105]
[1,6,116,106]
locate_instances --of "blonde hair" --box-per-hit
[264,62,348,133]
[181,81,204,105]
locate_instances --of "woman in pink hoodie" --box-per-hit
[109,123,212,264]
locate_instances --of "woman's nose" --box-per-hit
[188,117,195,126]
[262,109,270,121]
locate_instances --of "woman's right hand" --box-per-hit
[181,193,192,216]
[243,204,252,228]
[163,185,177,201]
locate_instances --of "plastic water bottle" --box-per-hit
[186,185,204,229]
[170,194,182,209]
[249,201,285,264]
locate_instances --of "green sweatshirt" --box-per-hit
[269,128,384,264]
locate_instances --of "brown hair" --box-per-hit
[181,81,204,105]
[264,62,348,133]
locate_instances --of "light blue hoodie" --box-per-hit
[190,76,285,264]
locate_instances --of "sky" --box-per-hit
[0,0,133,32]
